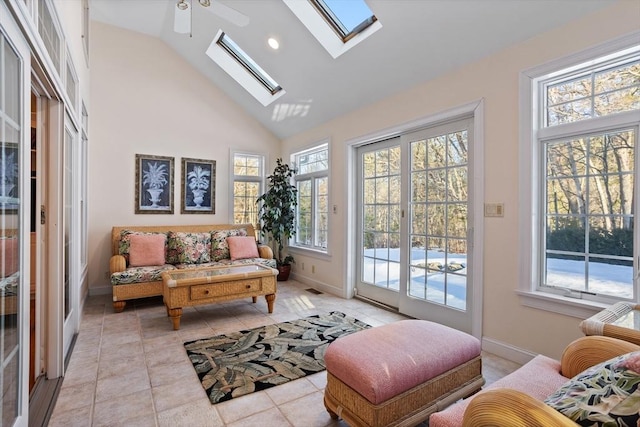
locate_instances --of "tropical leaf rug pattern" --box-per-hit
[184,311,370,404]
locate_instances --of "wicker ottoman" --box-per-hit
[323,319,484,427]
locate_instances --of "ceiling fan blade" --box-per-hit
[174,3,191,34]
[206,1,250,27]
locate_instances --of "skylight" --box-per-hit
[206,30,285,106]
[283,0,382,59]
[310,0,377,42]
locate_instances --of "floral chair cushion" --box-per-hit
[166,231,211,264]
[544,351,640,426]
[111,264,176,285]
[211,228,247,261]
[118,230,167,263]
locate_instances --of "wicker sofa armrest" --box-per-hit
[560,335,640,378]
[461,389,578,427]
[258,245,273,259]
[109,255,126,274]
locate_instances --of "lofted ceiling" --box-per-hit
[90,0,617,139]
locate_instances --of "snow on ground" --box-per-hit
[362,248,633,308]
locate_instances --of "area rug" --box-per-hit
[184,311,370,404]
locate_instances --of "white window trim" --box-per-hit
[282,0,382,59]
[228,150,267,224]
[290,141,330,254]
[206,29,285,106]
[518,31,640,319]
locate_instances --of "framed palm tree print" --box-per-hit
[181,157,215,214]
[135,154,174,214]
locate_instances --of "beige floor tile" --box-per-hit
[92,389,155,426]
[49,280,520,427]
[99,340,145,363]
[97,352,147,379]
[94,413,157,427]
[227,407,292,427]
[48,403,92,427]
[148,360,200,388]
[307,372,327,391]
[157,399,224,427]
[95,368,151,403]
[265,377,317,405]
[215,392,275,424]
[145,344,190,368]
[151,377,208,413]
[61,360,99,388]
[278,391,336,427]
[55,380,95,412]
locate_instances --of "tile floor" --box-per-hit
[48,280,521,427]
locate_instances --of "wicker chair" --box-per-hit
[430,335,640,427]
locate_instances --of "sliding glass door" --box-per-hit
[1,2,31,424]
[356,117,477,333]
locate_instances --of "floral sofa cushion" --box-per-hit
[111,264,176,285]
[544,351,640,426]
[167,231,211,264]
[216,257,277,269]
[211,228,247,261]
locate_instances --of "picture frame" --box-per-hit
[0,142,20,212]
[135,154,174,214]
[181,157,215,214]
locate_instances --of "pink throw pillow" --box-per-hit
[129,234,166,267]
[227,236,259,261]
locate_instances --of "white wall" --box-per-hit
[282,1,640,359]
[88,22,280,293]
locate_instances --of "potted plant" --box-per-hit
[257,158,297,281]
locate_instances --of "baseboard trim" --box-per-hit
[481,337,537,365]
[289,274,345,298]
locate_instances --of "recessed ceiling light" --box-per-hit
[268,38,280,50]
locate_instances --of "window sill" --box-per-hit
[288,246,331,261]
[516,290,610,319]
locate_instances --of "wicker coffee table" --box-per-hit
[161,263,278,330]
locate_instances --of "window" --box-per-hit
[521,38,640,314]
[37,0,62,74]
[231,152,264,227]
[206,30,285,106]
[283,0,382,59]
[309,0,377,42]
[292,143,329,251]
[65,55,78,112]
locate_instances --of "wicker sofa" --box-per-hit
[109,224,274,312]
[429,335,640,427]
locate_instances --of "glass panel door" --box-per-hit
[62,123,77,356]
[356,137,403,307]
[400,119,474,333]
[1,2,30,424]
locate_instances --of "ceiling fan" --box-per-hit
[174,0,250,34]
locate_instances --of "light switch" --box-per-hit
[484,203,504,217]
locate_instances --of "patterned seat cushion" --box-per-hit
[111,264,176,285]
[544,351,640,426]
[215,258,277,269]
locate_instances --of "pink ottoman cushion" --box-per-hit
[324,319,481,405]
[429,354,566,427]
